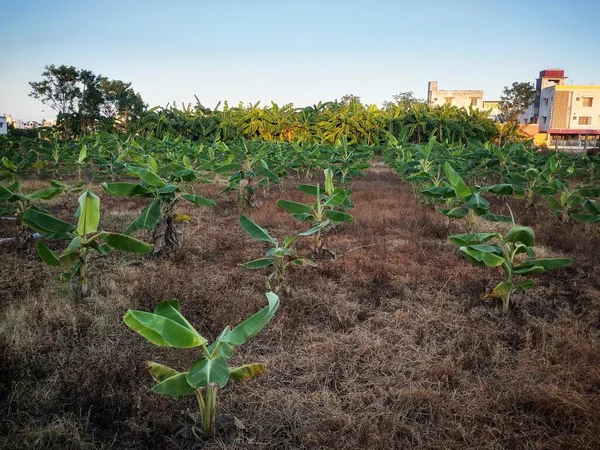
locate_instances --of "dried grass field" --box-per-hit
[1,164,599,449]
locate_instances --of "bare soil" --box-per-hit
[1,164,599,449]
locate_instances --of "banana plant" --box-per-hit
[1,156,19,181]
[102,165,215,258]
[449,225,572,312]
[216,143,279,208]
[76,144,88,182]
[124,292,280,435]
[571,199,600,224]
[28,190,152,296]
[435,162,511,227]
[541,182,599,222]
[239,215,315,294]
[277,168,353,257]
[0,180,64,243]
[326,136,372,187]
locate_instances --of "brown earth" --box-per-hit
[1,164,599,449]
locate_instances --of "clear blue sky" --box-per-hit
[1,0,599,121]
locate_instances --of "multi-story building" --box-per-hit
[538,85,600,146]
[427,81,484,109]
[522,69,567,124]
[520,69,599,149]
[0,115,7,135]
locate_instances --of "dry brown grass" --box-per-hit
[1,166,599,449]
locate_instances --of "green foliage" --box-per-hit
[499,81,536,124]
[277,169,354,256]
[449,225,572,312]
[27,190,152,296]
[239,215,314,293]
[124,292,280,435]
[29,64,146,137]
[103,163,215,257]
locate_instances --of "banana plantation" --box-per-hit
[37,98,500,146]
[1,113,599,449]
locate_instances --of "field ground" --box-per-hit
[1,162,599,449]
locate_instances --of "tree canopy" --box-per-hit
[498,82,536,124]
[29,64,146,136]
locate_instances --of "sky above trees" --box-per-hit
[2,0,599,121]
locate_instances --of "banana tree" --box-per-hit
[124,292,280,435]
[434,162,511,227]
[0,180,64,243]
[541,182,599,222]
[326,136,372,186]
[571,199,600,224]
[216,143,279,208]
[277,169,353,257]
[27,190,152,296]
[449,225,572,312]
[1,156,20,181]
[102,165,215,258]
[239,215,314,294]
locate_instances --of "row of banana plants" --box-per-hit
[383,136,600,311]
[383,135,600,225]
[1,133,372,191]
[1,156,358,436]
[122,100,500,146]
[14,181,284,435]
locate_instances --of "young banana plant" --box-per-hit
[0,180,64,243]
[449,224,572,312]
[216,148,279,208]
[124,292,280,435]
[102,165,215,258]
[542,182,599,223]
[239,215,315,294]
[277,169,353,257]
[571,199,600,224]
[436,162,511,228]
[27,190,152,296]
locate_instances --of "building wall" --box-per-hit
[539,85,600,133]
[562,86,600,131]
[482,101,499,119]
[522,69,566,124]
[0,116,7,135]
[427,81,484,109]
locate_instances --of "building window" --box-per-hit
[582,97,593,107]
[470,97,478,106]
[542,116,547,124]
[433,97,438,101]
[543,98,549,106]
[578,116,592,125]
[445,97,453,105]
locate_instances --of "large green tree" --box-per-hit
[29,64,146,136]
[498,82,536,124]
[383,91,425,110]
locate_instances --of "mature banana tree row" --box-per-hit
[129,99,498,146]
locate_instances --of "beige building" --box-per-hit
[538,85,600,146]
[519,69,599,148]
[482,100,500,120]
[427,81,484,109]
